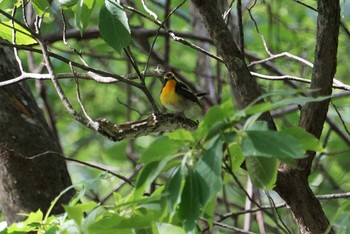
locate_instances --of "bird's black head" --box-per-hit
[164,72,176,81]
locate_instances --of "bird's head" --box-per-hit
[164,72,176,82]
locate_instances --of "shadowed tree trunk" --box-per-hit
[0,44,73,224]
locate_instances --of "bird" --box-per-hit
[160,72,207,112]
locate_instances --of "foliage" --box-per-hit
[1,97,326,233]
[0,0,350,233]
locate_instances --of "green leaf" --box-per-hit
[202,195,217,230]
[76,0,95,32]
[163,167,184,217]
[134,158,169,198]
[88,209,157,232]
[246,156,278,189]
[64,202,97,227]
[166,129,194,143]
[32,0,50,17]
[6,210,43,233]
[82,206,106,232]
[157,223,185,234]
[281,127,325,152]
[228,143,245,172]
[0,21,36,45]
[138,136,180,164]
[58,0,78,7]
[99,0,131,54]
[205,120,232,141]
[201,105,231,130]
[196,137,223,207]
[242,130,305,159]
[243,102,273,115]
[178,168,201,233]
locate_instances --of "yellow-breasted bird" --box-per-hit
[160,72,207,112]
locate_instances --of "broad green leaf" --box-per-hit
[243,119,268,131]
[134,158,169,198]
[157,223,185,234]
[163,167,184,217]
[281,127,325,152]
[196,137,223,207]
[201,105,231,130]
[64,202,97,226]
[246,156,278,189]
[228,143,245,172]
[0,21,36,45]
[138,136,180,164]
[205,120,232,141]
[178,168,201,233]
[198,103,233,140]
[88,209,157,232]
[76,0,95,32]
[99,0,131,54]
[166,128,194,143]
[32,0,50,17]
[242,130,305,158]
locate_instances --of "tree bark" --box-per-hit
[275,0,340,233]
[0,44,73,224]
[190,0,339,233]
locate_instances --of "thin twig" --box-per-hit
[330,101,350,136]
[70,63,95,123]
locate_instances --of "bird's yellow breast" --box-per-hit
[160,80,187,112]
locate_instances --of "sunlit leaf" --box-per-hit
[157,223,185,234]
[0,21,36,45]
[166,128,194,143]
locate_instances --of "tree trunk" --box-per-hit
[0,44,73,224]
[275,0,339,233]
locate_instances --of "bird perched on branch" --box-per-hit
[160,72,207,112]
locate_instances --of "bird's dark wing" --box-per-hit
[175,82,203,107]
[195,91,208,98]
